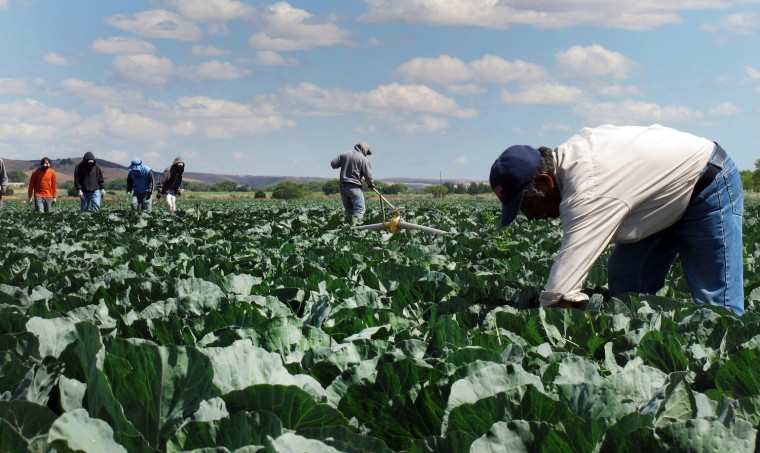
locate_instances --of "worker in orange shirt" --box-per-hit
[28,157,57,212]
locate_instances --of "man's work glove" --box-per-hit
[176,189,182,197]
[78,190,84,200]
[126,191,131,201]
[100,189,106,197]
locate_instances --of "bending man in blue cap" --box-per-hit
[126,157,154,213]
[490,124,744,315]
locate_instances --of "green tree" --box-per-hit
[322,179,340,195]
[254,190,267,199]
[427,185,448,199]
[271,181,306,199]
[213,180,238,192]
[740,170,755,192]
[9,170,27,183]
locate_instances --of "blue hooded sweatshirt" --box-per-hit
[127,158,154,194]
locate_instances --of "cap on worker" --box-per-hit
[131,157,142,166]
[354,142,371,155]
[40,157,51,167]
[489,145,540,227]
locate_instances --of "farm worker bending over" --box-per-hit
[126,157,154,213]
[156,157,185,213]
[490,124,744,315]
[74,152,106,213]
[28,157,57,212]
[331,142,374,226]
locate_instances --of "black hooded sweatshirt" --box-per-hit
[73,152,105,192]
[158,157,185,195]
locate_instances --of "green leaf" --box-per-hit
[104,338,218,448]
[47,409,128,453]
[223,384,348,430]
[655,418,756,452]
[201,339,324,399]
[0,400,57,448]
[715,347,760,398]
[636,330,689,373]
[166,410,283,451]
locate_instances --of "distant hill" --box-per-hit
[1,157,479,190]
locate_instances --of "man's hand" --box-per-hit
[78,190,84,200]
[156,193,161,201]
[1,186,6,195]
[146,192,152,200]
[28,197,33,204]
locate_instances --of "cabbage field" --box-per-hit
[1,197,759,452]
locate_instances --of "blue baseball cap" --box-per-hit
[489,145,540,227]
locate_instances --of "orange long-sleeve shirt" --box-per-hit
[28,168,57,199]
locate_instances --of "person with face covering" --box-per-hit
[73,151,105,212]
[156,157,185,212]
[126,157,154,213]
[28,157,57,212]
[330,142,374,225]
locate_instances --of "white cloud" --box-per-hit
[250,50,299,66]
[395,54,546,85]
[0,0,8,9]
[501,83,583,104]
[60,79,145,105]
[173,96,295,138]
[701,11,760,35]
[598,83,641,97]
[92,37,157,55]
[113,54,175,86]
[282,82,478,119]
[97,149,132,165]
[454,156,468,165]
[555,44,634,80]
[43,52,73,65]
[104,108,169,141]
[575,99,703,124]
[105,9,204,41]
[0,99,81,141]
[470,55,547,84]
[395,55,473,85]
[183,60,250,81]
[359,0,697,30]
[249,2,353,51]
[165,0,255,22]
[395,114,449,134]
[747,66,760,80]
[709,102,742,117]
[0,78,27,93]
[190,44,230,57]
[231,151,248,160]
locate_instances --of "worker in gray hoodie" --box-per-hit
[73,151,105,212]
[330,142,374,225]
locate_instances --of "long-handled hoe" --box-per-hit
[353,187,447,235]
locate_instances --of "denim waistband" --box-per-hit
[690,143,727,202]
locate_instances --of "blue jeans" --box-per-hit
[608,148,744,315]
[81,190,102,212]
[34,196,53,213]
[131,193,153,213]
[340,184,366,218]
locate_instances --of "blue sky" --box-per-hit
[0,1,759,181]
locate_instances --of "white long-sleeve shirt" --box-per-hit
[540,124,714,306]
